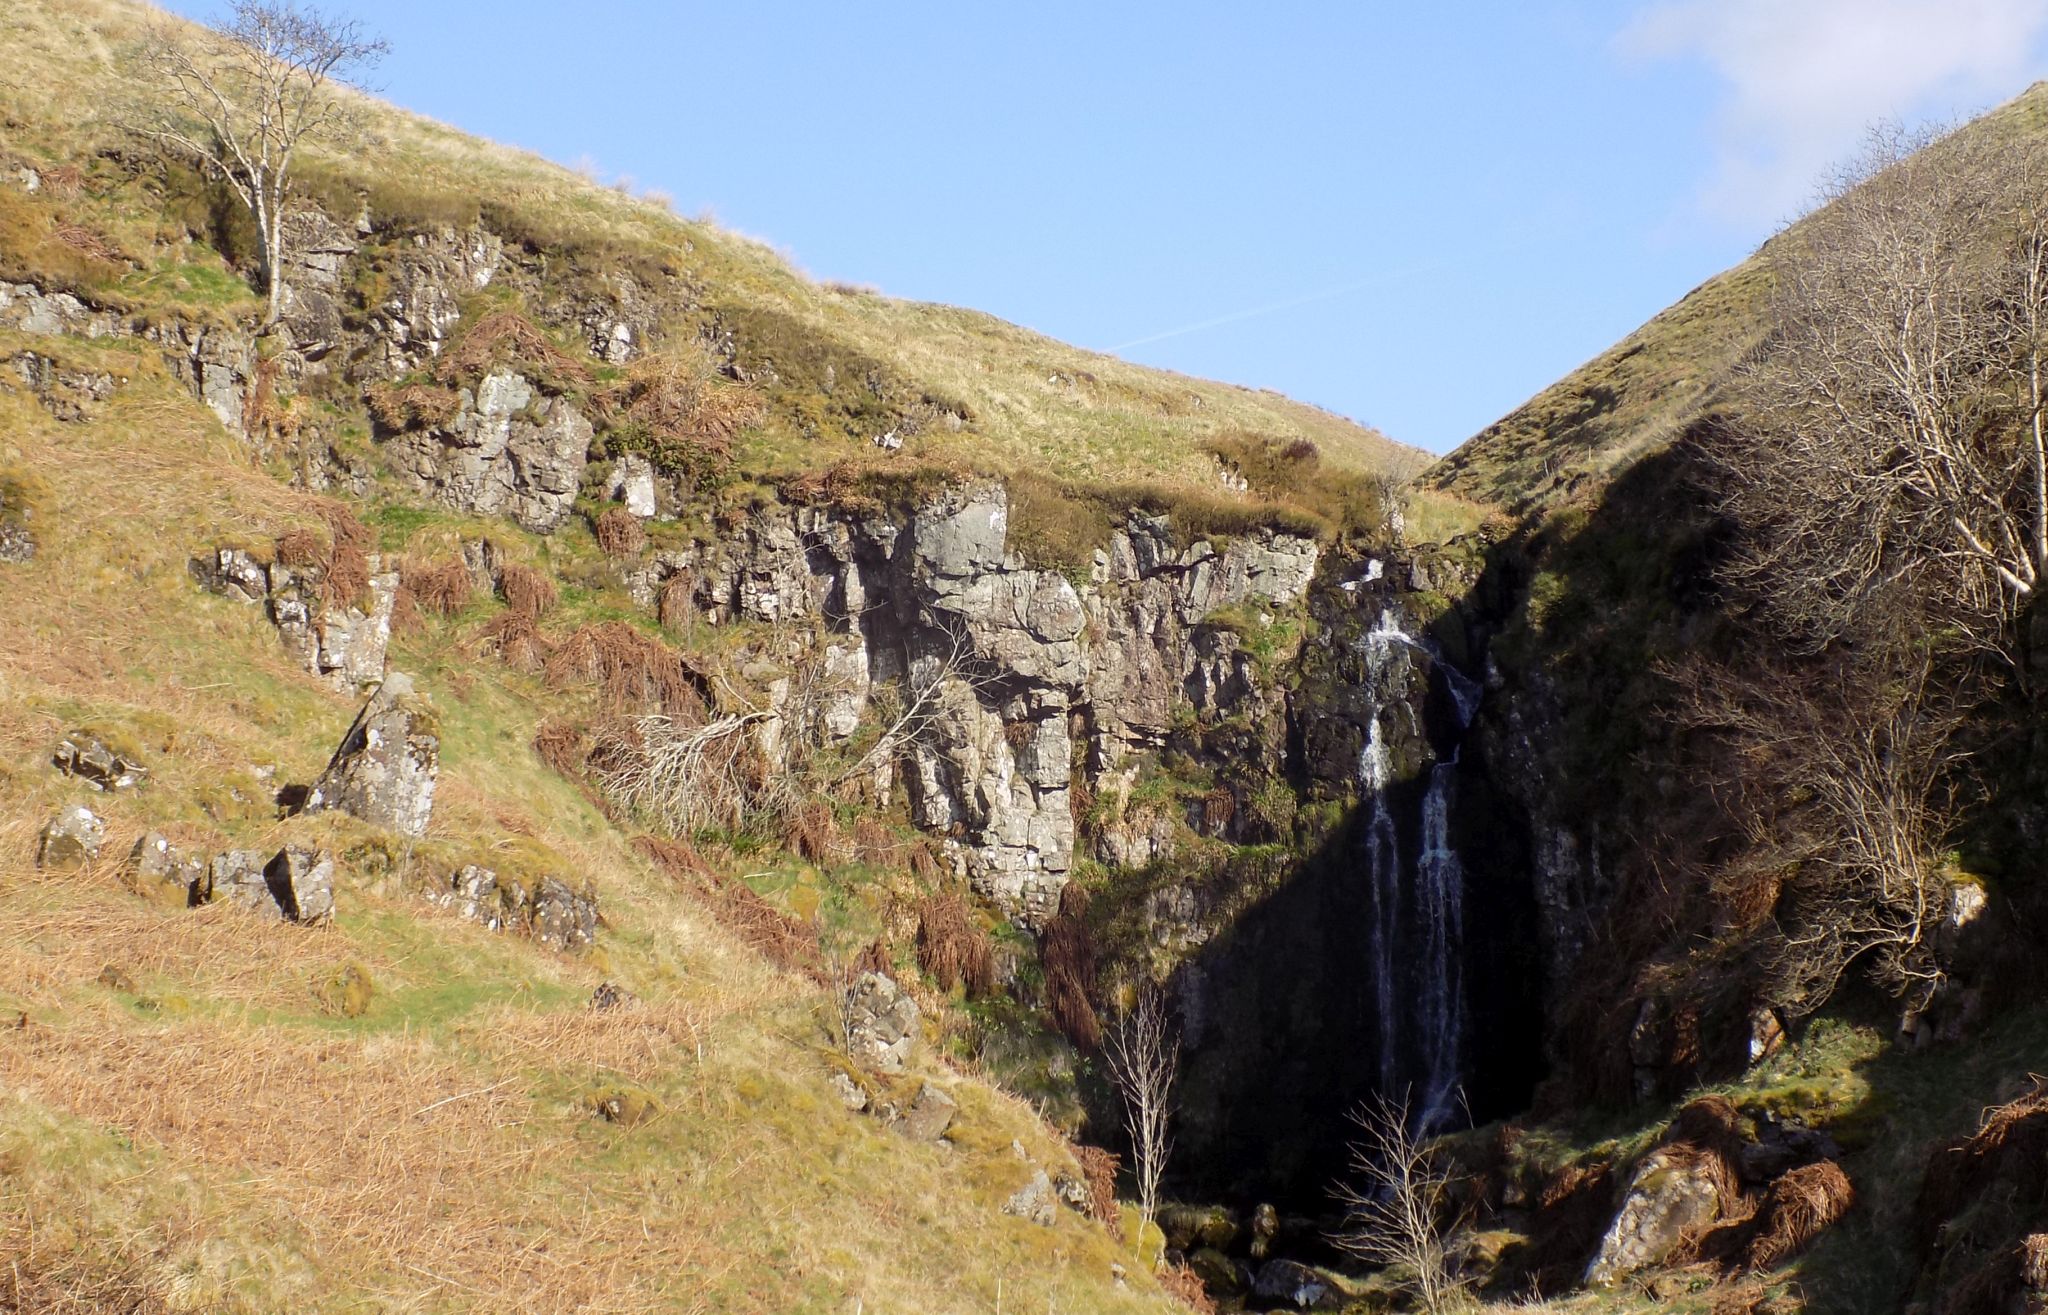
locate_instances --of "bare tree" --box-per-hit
[1669,627,1975,1023]
[1335,1092,1467,1315]
[1710,123,2048,659]
[1104,984,1179,1237]
[137,2,387,324]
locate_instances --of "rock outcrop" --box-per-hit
[303,674,439,837]
[37,804,105,869]
[130,832,207,904]
[385,371,593,534]
[844,971,921,1074]
[425,864,600,951]
[195,546,397,690]
[625,485,1323,926]
[52,734,148,791]
[201,847,336,924]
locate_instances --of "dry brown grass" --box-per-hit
[475,606,552,671]
[365,381,464,432]
[1157,1263,1215,1314]
[594,344,767,478]
[656,570,695,632]
[532,717,588,777]
[543,622,706,719]
[1073,1142,1122,1229]
[1041,882,1101,1050]
[394,556,472,632]
[916,892,995,997]
[593,505,646,559]
[435,309,591,390]
[1741,1159,1854,1271]
[784,798,844,865]
[637,837,822,978]
[496,560,558,617]
[0,1009,729,1313]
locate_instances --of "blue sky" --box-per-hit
[169,0,2048,453]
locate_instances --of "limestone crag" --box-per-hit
[623,485,1323,926]
[386,370,594,534]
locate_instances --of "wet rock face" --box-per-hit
[37,805,105,869]
[304,674,439,838]
[386,371,594,534]
[844,972,922,1074]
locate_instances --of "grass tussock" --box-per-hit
[364,380,462,432]
[1157,1263,1216,1314]
[392,556,471,632]
[596,343,767,482]
[915,892,995,997]
[1041,883,1101,1050]
[495,561,558,617]
[542,621,706,719]
[592,505,645,559]
[1740,1159,1854,1272]
[656,570,695,631]
[435,308,591,392]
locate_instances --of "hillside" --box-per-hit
[0,0,1425,494]
[0,1,1455,1311]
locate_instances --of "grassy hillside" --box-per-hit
[0,327,1175,1313]
[0,0,1425,492]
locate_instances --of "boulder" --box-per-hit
[205,849,272,910]
[303,674,438,837]
[844,971,921,1073]
[1249,1259,1336,1310]
[896,1082,957,1142]
[1189,1249,1248,1298]
[1002,1170,1057,1226]
[828,1071,869,1113]
[1584,1099,1748,1287]
[604,454,658,519]
[129,832,205,904]
[204,847,334,924]
[52,734,148,791]
[529,877,599,951]
[37,805,105,869]
[429,864,516,930]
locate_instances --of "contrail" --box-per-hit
[1102,239,1536,355]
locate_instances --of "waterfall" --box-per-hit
[1358,714,1402,1091]
[1356,608,1480,1133]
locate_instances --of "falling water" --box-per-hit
[1358,713,1402,1091]
[1357,610,1482,1133]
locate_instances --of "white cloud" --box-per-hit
[1619,0,2048,225]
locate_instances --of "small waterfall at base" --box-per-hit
[1358,610,1483,1134]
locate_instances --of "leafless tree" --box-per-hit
[1669,629,1975,1023]
[1104,984,1179,1236]
[1709,123,2048,660]
[1335,1092,1468,1315]
[137,2,387,324]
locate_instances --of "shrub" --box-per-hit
[366,381,463,431]
[497,562,559,617]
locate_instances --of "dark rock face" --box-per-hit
[303,674,438,838]
[1248,1259,1337,1309]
